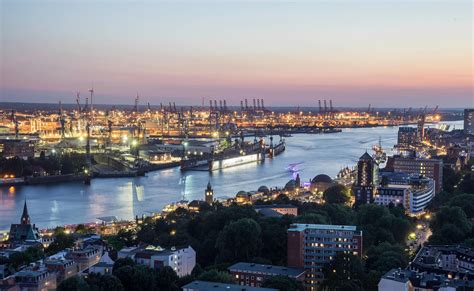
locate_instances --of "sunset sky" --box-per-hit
[1,0,472,107]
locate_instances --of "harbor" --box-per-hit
[2,122,463,231]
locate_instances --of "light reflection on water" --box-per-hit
[0,121,463,230]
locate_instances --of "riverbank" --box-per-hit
[0,121,463,231]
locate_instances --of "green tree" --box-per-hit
[46,232,75,255]
[365,243,408,290]
[197,269,235,284]
[215,218,262,263]
[57,276,89,291]
[85,273,124,291]
[112,258,135,273]
[261,275,304,291]
[442,165,461,193]
[113,265,135,291]
[321,253,365,291]
[430,206,471,235]
[448,194,474,218]
[155,266,179,291]
[323,184,351,204]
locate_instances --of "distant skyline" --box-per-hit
[1,0,472,107]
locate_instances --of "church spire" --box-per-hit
[21,200,30,225]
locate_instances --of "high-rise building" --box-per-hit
[386,156,443,193]
[397,127,418,148]
[287,224,363,289]
[205,181,213,205]
[464,109,474,135]
[353,152,378,205]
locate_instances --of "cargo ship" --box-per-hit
[181,140,265,171]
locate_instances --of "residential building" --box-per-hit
[65,246,102,272]
[287,223,363,289]
[45,259,78,285]
[228,262,305,287]
[89,252,114,275]
[386,156,443,193]
[0,277,20,291]
[121,245,195,277]
[397,127,418,148]
[378,268,474,291]
[353,152,378,205]
[410,245,474,278]
[465,109,474,135]
[14,269,57,291]
[182,281,278,291]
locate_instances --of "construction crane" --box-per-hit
[75,92,82,114]
[10,110,19,139]
[59,101,66,138]
[134,93,139,113]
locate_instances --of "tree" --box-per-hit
[113,265,136,291]
[260,217,293,265]
[296,213,330,225]
[459,174,474,194]
[429,206,472,245]
[430,206,471,234]
[155,266,179,291]
[85,273,124,291]
[57,276,89,291]
[99,274,125,291]
[323,184,351,204]
[443,165,461,193]
[8,247,44,270]
[113,258,135,273]
[448,194,474,218]
[365,243,408,290]
[46,232,75,255]
[197,269,234,284]
[321,253,365,291]
[262,275,304,291]
[215,218,262,263]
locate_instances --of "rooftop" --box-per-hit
[183,281,278,291]
[228,262,305,277]
[288,223,357,232]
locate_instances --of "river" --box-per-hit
[0,121,463,231]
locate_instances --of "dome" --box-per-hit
[284,180,297,191]
[236,190,248,196]
[311,174,333,184]
[258,186,270,194]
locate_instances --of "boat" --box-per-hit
[268,140,285,158]
[372,137,387,164]
[209,151,265,171]
[181,140,265,171]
